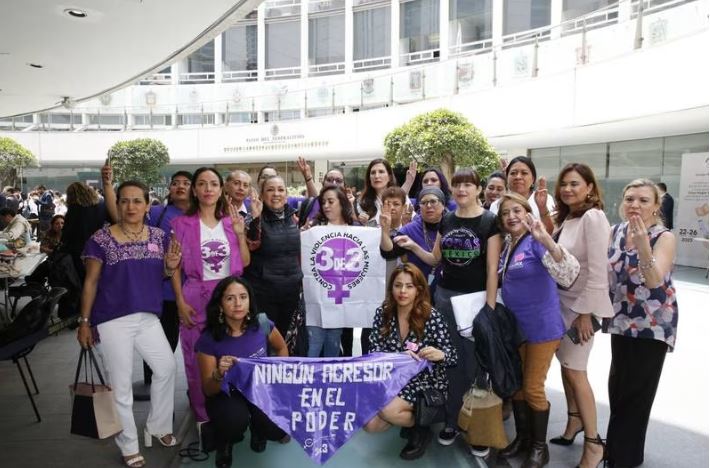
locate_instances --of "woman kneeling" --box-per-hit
[364,264,457,461]
[196,276,289,468]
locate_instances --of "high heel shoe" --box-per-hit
[549,412,583,446]
[144,427,178,447]
[575,434,606,468]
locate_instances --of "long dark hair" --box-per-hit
[420,167,452,204]
[186,167,226,218]
[316,186,353,225]
[205,276,260,341]
[554,163,604,225]
[506,156,538,194]
[380,264,432,341]
[359,158,396,218]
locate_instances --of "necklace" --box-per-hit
[119,223,145,242]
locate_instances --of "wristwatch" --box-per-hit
[77,316,90,325]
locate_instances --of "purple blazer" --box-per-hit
[171,213,244,281]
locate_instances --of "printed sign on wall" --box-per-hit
[675,152,709,268]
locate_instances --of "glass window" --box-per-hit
[400,0,440,53]
[88,114,123,126]
[264,110,301,121]
[504,0,551,35]
[309,14,345,65]
[266,20,301,69]
[609,138,663,180]
[562,0,612,21]
[178,114,215,126]
[449,0,492,45]
[662,133,709,176]
[133,114,172,126]
[530,147,560,181]
[227,112,257,124]
[354,7,391,60]
[560,143,607,178]
[187,41,215,73]
[223,24,258,71]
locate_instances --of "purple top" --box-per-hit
[499,235,565,343]
[149,204,185,301]
[82,226,167,326]
[195,319,274,360]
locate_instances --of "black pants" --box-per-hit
[340,328,353,356]
[606,334,668,467]
[144,301,180,384]
[253,286,300,338]
[206,389,286,446]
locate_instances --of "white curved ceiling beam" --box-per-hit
[0,0,261,118]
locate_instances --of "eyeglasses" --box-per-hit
[420,199,440,207]
[325,177,344,184]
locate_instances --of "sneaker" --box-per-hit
[437,427,459,446]
[469,445,491,458]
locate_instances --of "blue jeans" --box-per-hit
[307,326,343,357]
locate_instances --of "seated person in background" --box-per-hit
[0,207,32,248]
[40,214,65,254]
[196,276,290,468]
[364,264,456,461]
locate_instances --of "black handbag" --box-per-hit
[414,387,446,426]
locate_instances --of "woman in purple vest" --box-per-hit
[171,167,250,425]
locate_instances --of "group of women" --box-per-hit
[74,155,677,468]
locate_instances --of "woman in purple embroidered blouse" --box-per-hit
[170,167,250,426]
[77,181,182,468]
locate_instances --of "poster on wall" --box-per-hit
[301,225,386,328]
[675,152,709,268]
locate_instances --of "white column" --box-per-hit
[550,0,563,39]
[439,0,449,61]
[492,0,503,46]
[617,0,632,22]
[214,35,223,84]
[345,0,354,73]
[301,1,309,77]
[391,0,400,68]
[170,63,180,85]
[257,3,266,81]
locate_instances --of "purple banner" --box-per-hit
[222,352,429,464]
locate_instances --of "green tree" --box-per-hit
[108,138,170,186]
[0,137,37,188]
[384,108,499,181]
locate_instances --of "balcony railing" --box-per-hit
[449,38,494,57]
[223,70,259,82]
[265,66,302,80]
[178,72,216,84]
[137,73,173,85]
[353,56,391,72]
[309,62,346,76]
[401,49,440,66]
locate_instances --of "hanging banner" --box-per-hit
[301,226,386,328]
[222,352,429,464]
[675,152,709,268]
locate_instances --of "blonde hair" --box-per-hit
[496,192,532,232]
[619,178,663,225]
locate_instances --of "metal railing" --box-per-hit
[449,38,494,57]
[309,61,346,76]
[353,56,392,71]
[222,70,259,82]
[137,73,173,85]
[265,65,302,79]
[401,48,440,65]
[178,72,216,84]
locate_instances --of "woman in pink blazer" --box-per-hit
[171,167,250,424]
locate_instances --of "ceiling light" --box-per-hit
[64,9,88,18]
[28,63,43,69]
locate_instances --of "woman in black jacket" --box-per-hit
[243,175,303,339]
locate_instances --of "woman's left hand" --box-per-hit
[572,314,594,344]
[523,213,551,243]
[401,204,414,226]
[227,200,246,235]
[628,215,651,253]
[249,187,263,219]
[218,355,238,378]
[417,346,445,362]
[297,156,312,181]
[534,177,548,211]
[165,235,182,271]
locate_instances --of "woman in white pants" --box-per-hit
[77,181,181,468]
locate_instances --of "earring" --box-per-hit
[653,210,657,216]
[218,309,224,324]
[586,193,592,201]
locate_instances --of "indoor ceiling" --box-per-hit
[0,0,260,118]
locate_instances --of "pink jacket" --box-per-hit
[171,213,244,281]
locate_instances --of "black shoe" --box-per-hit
[575,434,606,468]
[250,433,266,453]
[523,406,550,468]
[214,443,233,468]
[550,411,583,446]
[399,425,431,460]
[399,426,412,439]
[500,400,531,458]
